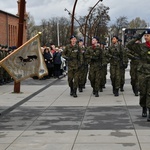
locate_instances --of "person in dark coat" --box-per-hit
[43,47,53,78]
[53,47,62,78]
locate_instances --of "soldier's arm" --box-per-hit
[62,45,70,60]
[126,31,145,54]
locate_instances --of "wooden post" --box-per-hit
[14,0,26,93]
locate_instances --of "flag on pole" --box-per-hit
[0,32,48,83]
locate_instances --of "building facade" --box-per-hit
[0,1,27,47]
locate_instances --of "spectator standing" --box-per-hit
[53,47,62,78]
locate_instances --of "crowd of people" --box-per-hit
[0,45,16,85]
[38,43,67,80]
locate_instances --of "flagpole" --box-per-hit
[14,0,26,93]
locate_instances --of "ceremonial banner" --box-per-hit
[0,33,48,82]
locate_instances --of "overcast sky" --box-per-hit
[1,0,150,26]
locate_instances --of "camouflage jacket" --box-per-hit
[107,43,128,67]
[62,44,82,70]
[85,45,102,68]
[126,39,150,74]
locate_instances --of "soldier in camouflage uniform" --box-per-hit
[118,39,128,92]
[78,39,88,92]
[62,35,82,98]
[85,37,102,97]
[127,41,141,96]
[126,29,150,122]
[107,36,127,96]
[100,42,109,91]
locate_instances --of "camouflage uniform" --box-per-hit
[62,43,82,97]
[85,45,102,97]
[100,46,109,91]
[127,48,140,96]
[126,33,150,121]
[107,42,127,96]
[120,46,128,92]
[78,45,88,92]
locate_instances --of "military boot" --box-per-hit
[79,85,83,92]
[120,84,124,92]
[93,88,95,95]
[147,108,150,122]
[73,88,77,98]
[142,107,147,117]
[134,87,139,96]
[112,86,115,94]
[99,86,103,92]
[70,87,73,96]
[114,89,119,96]
[95,91,99,97]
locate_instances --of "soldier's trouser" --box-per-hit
[130,62,139,89]
[88,67,100,91]
[138,73,150,108]
[120,68,125,86]
[78,66,85,86]
[83,65,88,86]
[110,65,120,89]
[68,68,79,89]
[100,65,107,87]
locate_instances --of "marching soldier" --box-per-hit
[78,39,88,92]
[85,37,102,97]
[126,29,150,122]
[100,42,109,91]
[127,40,141,96]
[107,36,127,96]
[118,39,128,92]
[62,35,82,98]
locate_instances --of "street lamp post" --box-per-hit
[71,0,78,36]
[122,28,126,46]
[57,20,60,46]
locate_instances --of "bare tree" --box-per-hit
[110,16,129,38]
[129,17,147,28]
[26,12,36,40]
[79,3,110,45]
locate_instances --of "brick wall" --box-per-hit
[0,10,27,47]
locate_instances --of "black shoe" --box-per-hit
[70,88,73,96]
[95,91,99,97]
[102,85,106,88]
[120,87,124,92]
[73,88,77,98]
[114,89,119,96]
[147,108,150,121]
[79,88,83,92]
[112,86,115,94]
[99,88,103,92]
[147,116,150,122]
[134,89,139,96]
[93,89,95,95]
[120,84,124,92]
[134,92,139,96]
[142,107,147,117]
[79,85,83,92]
[82,85,85,89]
